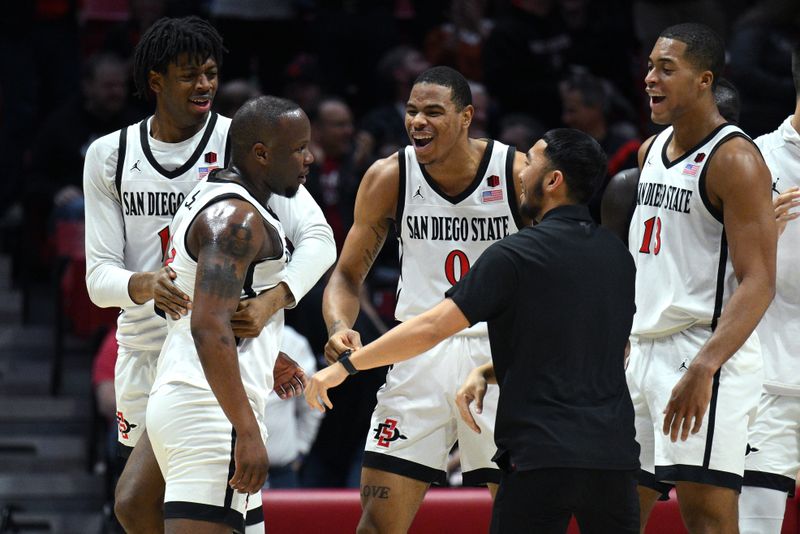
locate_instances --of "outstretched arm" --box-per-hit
[322,155,399,362]
[307,299,470,411]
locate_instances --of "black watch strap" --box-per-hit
[338,350,359,375]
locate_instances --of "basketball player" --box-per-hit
[739,44,800,534]
[83,17,334,533]
[322,66,526,533]
[627,23,776,533]
[147,95,309,534]
[601,77,742,244]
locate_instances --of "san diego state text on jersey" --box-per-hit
[636,182,693,214]
[404,214,511,242]
[123,190,186,217]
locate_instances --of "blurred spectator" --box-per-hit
[560,72,640,222]
[307,97,359,252]
[560,0,638,104]
[424,0,492,82]
[283,54,323,116]
[92,327,119,426]
[469,81,491,139]
[210,0,302,96]
[22,53,140,276]
[483,0,571,128]
[264,326,323,489]
[214,78,262,118]
[728,0,799,137]
[498,113,545,153]
[355,45,430,171]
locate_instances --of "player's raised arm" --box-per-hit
[322,154,399,363]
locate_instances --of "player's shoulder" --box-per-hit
[214,113,232,131]
[363,151,401,186]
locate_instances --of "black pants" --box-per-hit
[490,468,639,534]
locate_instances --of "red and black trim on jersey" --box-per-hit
[139,112,220,179]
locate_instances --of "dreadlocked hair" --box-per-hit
[133,16,225,101]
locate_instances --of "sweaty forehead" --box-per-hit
[408,83,454,108]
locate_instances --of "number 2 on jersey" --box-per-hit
[445,249,470,285]
[639,216,662,255]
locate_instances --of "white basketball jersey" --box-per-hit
[629,123,754,337]
[153,175,288,416]
[755,117,800,395]
[115,112,231,350]
[395,140,521,335]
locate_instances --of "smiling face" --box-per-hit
[645,37,711,125]
[405,82,472,165]
[518,139,551,221]
[265,111,314,198]
[150,53,219,129]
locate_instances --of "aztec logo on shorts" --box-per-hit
[116,411,138,440]
[372,418,408,448]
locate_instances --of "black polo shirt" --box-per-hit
[446,204,639,472]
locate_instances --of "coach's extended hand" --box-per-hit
[305,361,349,412]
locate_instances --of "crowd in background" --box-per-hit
[1,0,798,490]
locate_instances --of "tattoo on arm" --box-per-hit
[328,320,344,336]
[196,258,242,298]
[223,223,253,258]
[361,485,390,500]
[361,219,390,273]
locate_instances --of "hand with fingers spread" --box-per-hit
[774,186,800,237]
[229,428,269,494]
[153,266,191,319]
[324,328,362,365]
[273,351,307,400]
[662,364,714,442]
[304,359,349,413]
[456,366,489,434]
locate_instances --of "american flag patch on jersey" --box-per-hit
[198,166,218,180]
[482,189,503,203]
[682,163,701,176]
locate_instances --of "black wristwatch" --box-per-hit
[338,349,359,375]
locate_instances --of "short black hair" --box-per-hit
[413,66,472,110]
[714,77,741,124]
[659,23,725,88]
[541,128,607,204]
[133,16,225,101]
[229,96,302,163]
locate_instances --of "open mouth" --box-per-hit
[412,136,433,148]
[650,96,666,105]
[189,97,211,110]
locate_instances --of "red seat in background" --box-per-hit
[262,488,799,534]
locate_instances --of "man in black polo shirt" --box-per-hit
[305,128,640,534]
